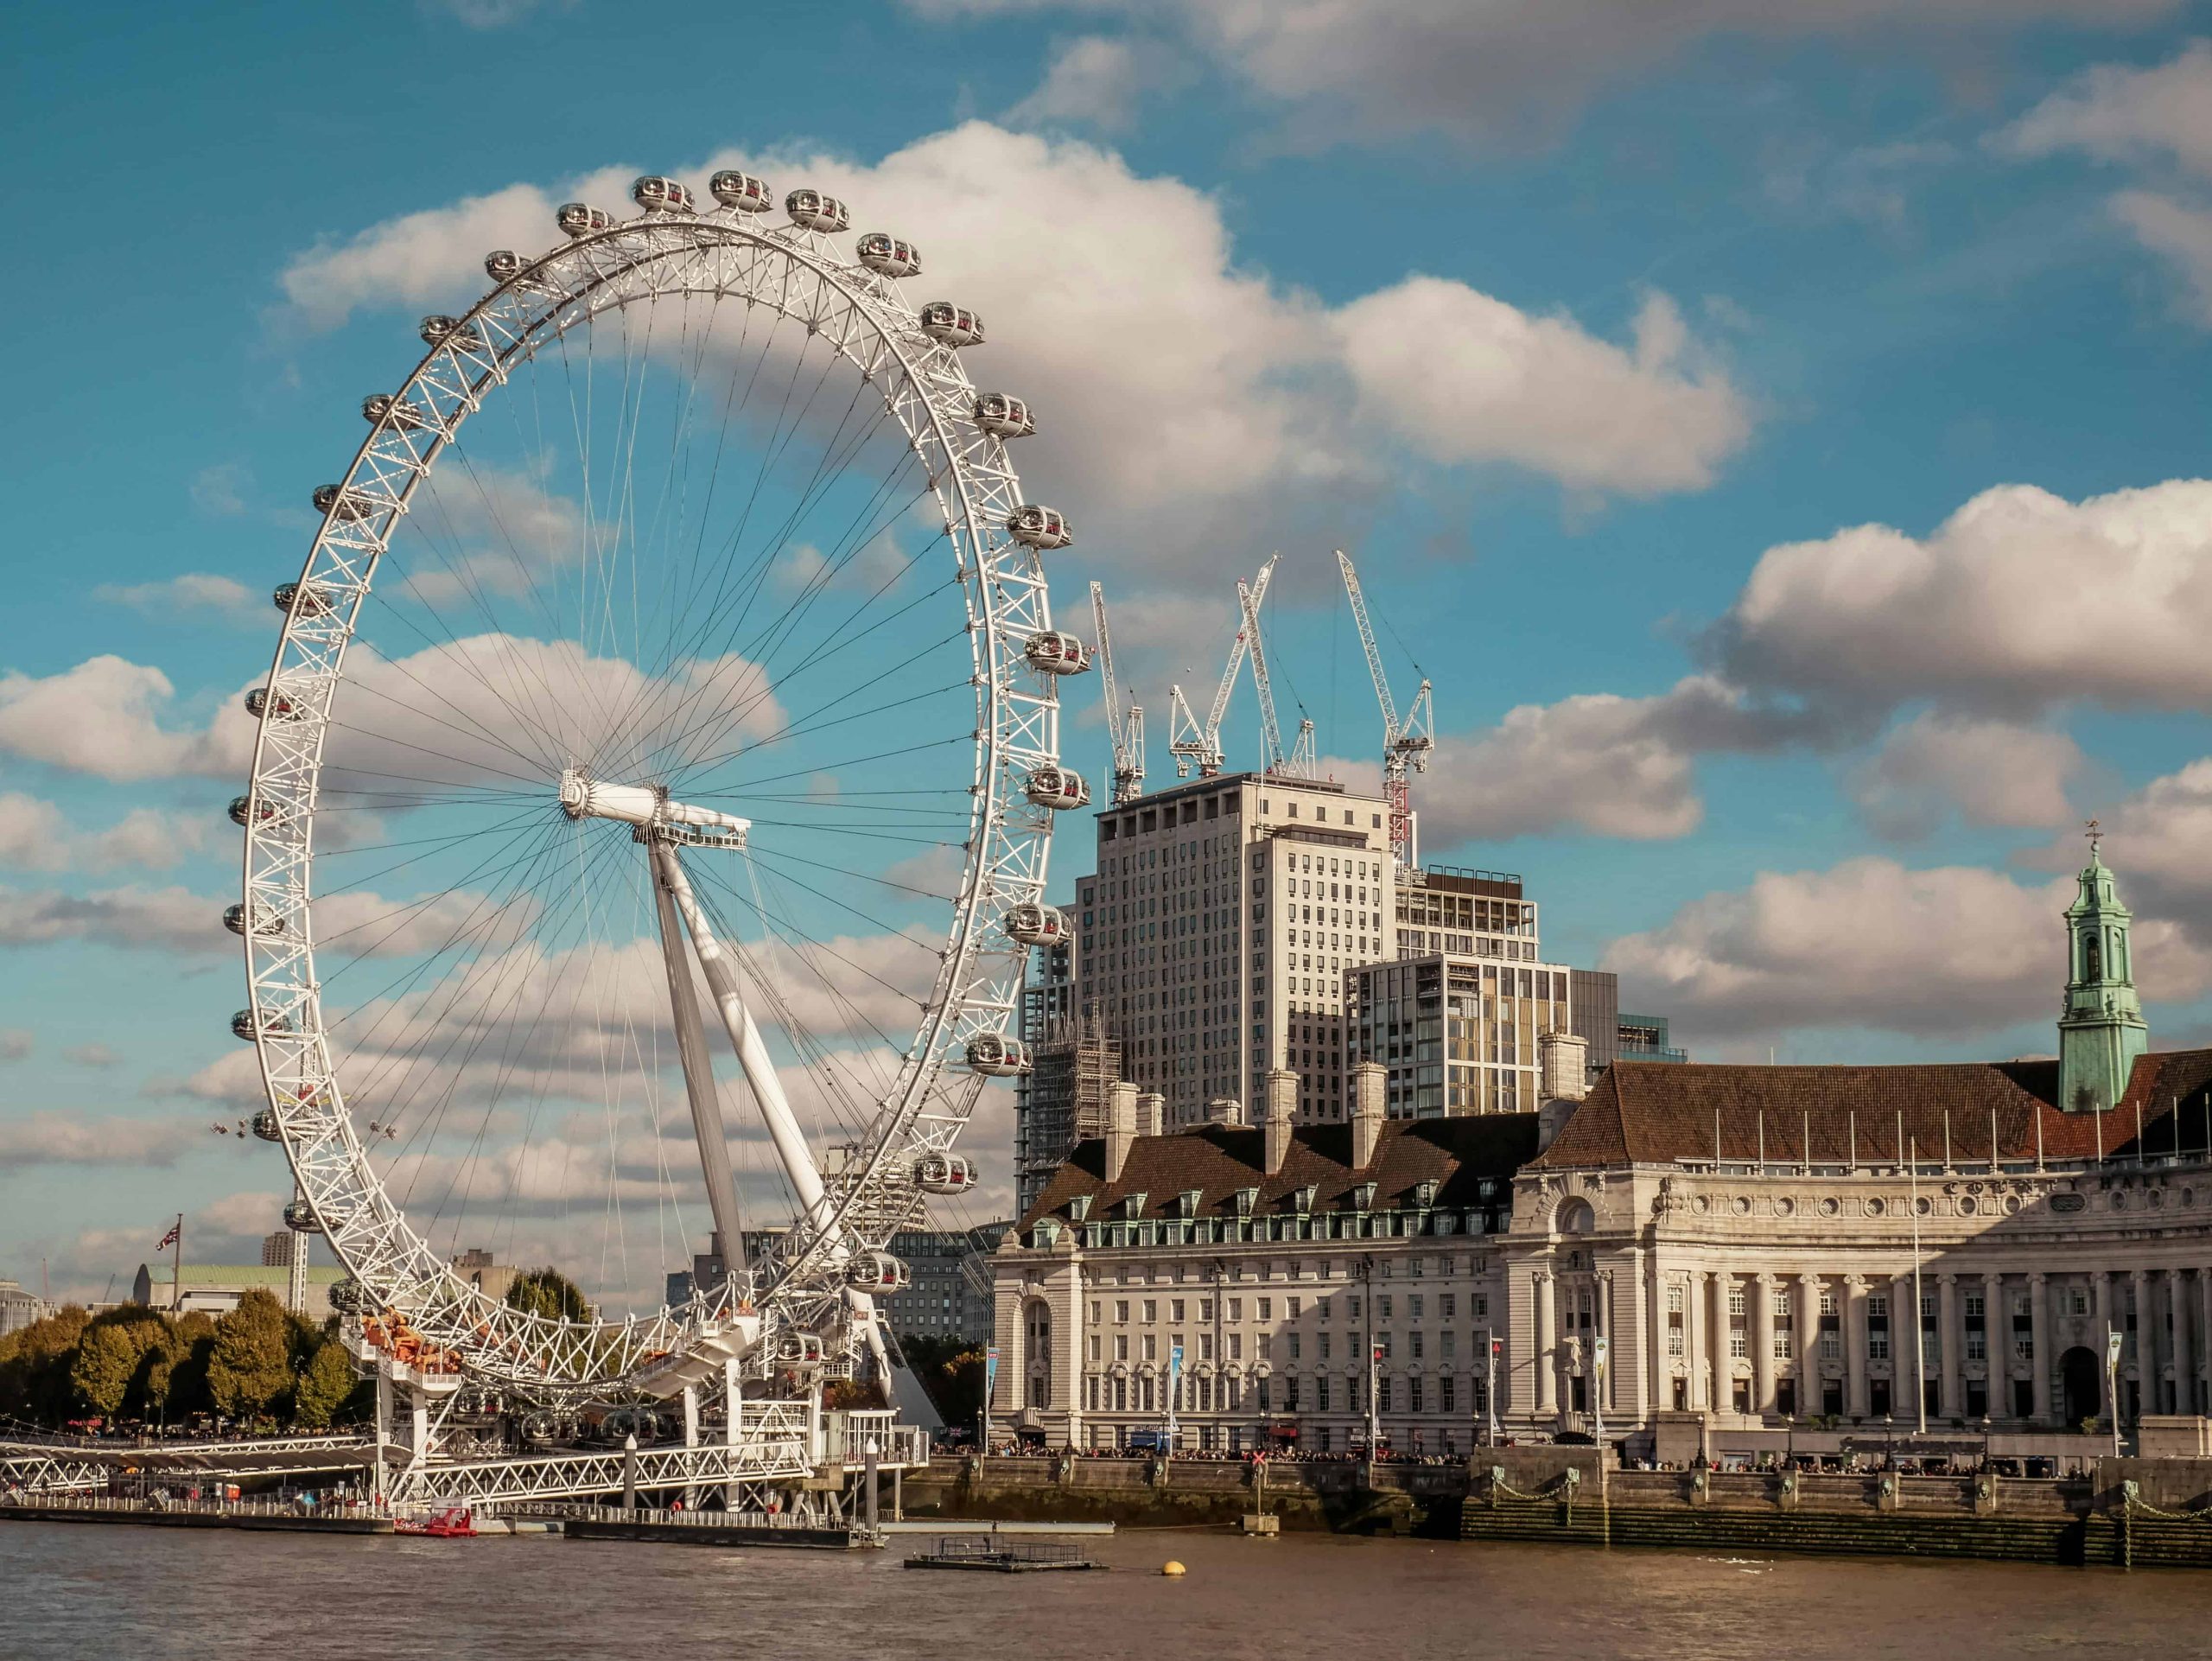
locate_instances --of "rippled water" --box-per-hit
[3,1522,2204,1659]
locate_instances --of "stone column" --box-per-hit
[1845,1275,1869,1418]
[1646,1257,1668,1416]
[1685,1271,1705,1409]
[1534,1270,1557,1416]
[1596,1269,1616,1411]
[2167,1274,2185,1415]
[1894,1273,1922,1424]
[1980,1271,2005,1418]
[1937,1273,1961,1422]
[2131,1267,2151,1424]
[1796,1274,1821,1413]
[2029,1271,2051,1425]
[2199,1268,2212,1417]
[1753,1273,1777,1416]
[1710,1270,1732,1416]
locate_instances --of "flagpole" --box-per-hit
[1910,1136,1927,1435]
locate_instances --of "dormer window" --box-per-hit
[1414,1179,1440,1209]
[1122,1193,1147,1220]
[1177,1188,1202,1219]
[1235,1187,1258,1218]
[1033,1220,1062,1249]
[1294,1184,1316,1215]
[1351,1181,1376,1212]
[1068,1194,1093,1223]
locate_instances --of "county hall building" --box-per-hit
[989,843,2212,1454]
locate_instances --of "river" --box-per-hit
[3,1522,2203,1658]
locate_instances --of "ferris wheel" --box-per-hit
[227,171,1093,1405]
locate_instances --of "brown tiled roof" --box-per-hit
[1532,1051,2212,1169]
[1017,1116,1539,1231]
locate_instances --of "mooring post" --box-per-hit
[864,1438,880,1532]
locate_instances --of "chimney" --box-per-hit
[1351,1062,1386,1169]
[1105,1080,1138,1184]
[1206,1098,1243,1128]
[1136,1091,1166,1138]
[1539,1030,1590,1104]
[1263,1072,1296,1177]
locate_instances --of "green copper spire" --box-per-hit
[2057,819,2148,1115]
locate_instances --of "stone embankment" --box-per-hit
[901,1451,2212,1567]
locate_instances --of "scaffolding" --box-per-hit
[1014,1010,1121,1213]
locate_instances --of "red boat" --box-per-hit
[394,1506,475,1537]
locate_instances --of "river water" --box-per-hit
[3,1522,2204,1659]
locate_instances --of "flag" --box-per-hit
[156,1222,180,1251]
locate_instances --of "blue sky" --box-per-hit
[6,0,2212,1301]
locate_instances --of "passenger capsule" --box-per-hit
[275,581,334,618]
[230,1008,278,1042]
[283,1198,323,1233]
[1023,764,1089,811]
[556,201,614,238]
[785,188,849,232]
[244,687,301,722]
[251,1107,283,1142]
[228,793,277,827]
[1022,631,1090,676]
[361,392,429,431]
[632,175,695,213]
[1007,504,1072,550]
[1004,902,1071,949]
[856,232,921,277]
[912,1154,979,1196]
[708,170,772,213]
[222,902,285,938]
[846,1251,911,1292]
[485,249,524,282]
[964,1032,1033,1078]
[419,315,483,351]
[973,393,1035,439]
[918,302,984,347]
[772,1333,826,1369]
[312,484,374,524]
[329,1277,370,1315]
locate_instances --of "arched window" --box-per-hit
[2085,932,2102,982]
[1024,1300,1052,1409]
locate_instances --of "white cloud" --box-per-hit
[1335,285,1751,496]
[0,655,251,783]
[0,1030,30,1061]
[272,123,1753,571]
[420,0,570,27]
[0,1111,199,1168]
[1999,40,2212,177]
[1602,856,2212,1045]
[0,884,227,953]
[2028,757,2212,933]
[1007,35,1188,132]
[0,796,212,875]
[2110,189,2212,324]
[92,573,261,624]
[909,0,2180,147]
[190,463,250,517]
[0,792,68,871]
[61,1043,120,1068]
[1847,713,2081,840]
[1416,676,1821,844]
[1713,478,2212,716]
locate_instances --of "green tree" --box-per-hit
[68,1321,147,1418]
[206,1289,296,1422]
[149,1313,217,1423]
[291,1340,359,1429]
[0,1307,92,1425]
[505,1267,592,1323]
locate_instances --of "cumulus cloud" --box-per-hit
[0,796,213,875]
[1603,856,2212,1045]
[0,655,251,784]
[1847,713,2082,840]
[271,124,1753,570]
[0,1111,200,1168]
[2026,756,2212,935]
[60,1043,121,1068]
[2110,189,2212,324]
[1999,40,2212,177]
[1712,478,2212,716]
[909,0,2179,148]
[1417,676,1825,843]
[1007,35,1188,131]
[0,1029,30,1061]
[92,574,260,624]
[190,462,250,517]
[0,884,228,953]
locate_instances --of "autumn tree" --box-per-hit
[206,1289,296,1422]
[0,1307,92,1425]
[291,1340,359,1429]
[505,1267,591,1323]
[68,1321,147,1419]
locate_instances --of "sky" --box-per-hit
[6,0,2212,1305]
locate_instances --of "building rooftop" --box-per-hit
[1531,1049,2212,1170]
[1019,1116,1541,1231]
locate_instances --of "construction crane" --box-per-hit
[1337,549,1435,875]
[1089,582,1145,805]
[1166,556,1276,778]
[1239,558,1316,780]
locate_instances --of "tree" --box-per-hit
[206,1289,296,1422]
[505,1267,591,1323]
[69,1321,147,1419]
[291,1339,359,1429]
[149,1313,217,1423]
[0,1307,91,1425]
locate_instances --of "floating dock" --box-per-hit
[904,1537,1102,1573]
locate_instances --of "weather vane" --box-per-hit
[2086,818,2102,859]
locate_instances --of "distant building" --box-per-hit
[452,1247,521,1305]
[880,1223,1009,1346]
[664,1232,730,1308]
[1349,951,1577,1118]
[1014,1011,1121,1214]
[1570,969,1620,1072]
[132,1263,342,1320]
[259,1231,295,1269]
[0,1279,53,1336]
[1616,1012,1688,1065]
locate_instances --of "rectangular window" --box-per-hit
[1142,1335,1157,1362]
[1441,1375,1456,1414]
[1319,1332,1332,1361]
[1731,1328,1747,1359]
[1230,1333,1243,1361]
[1380,1295,1394,1320]
[1115,1300,1128,1323]
[1115,1334,1128,1362]
[1258,1297,1273,1321]
[1410,1377,1425,1414]
[1172,1299,1185,1322]
[1287,1296,1301,1319]
[1089,1334,1101,1362]
[1258,1334,1273,1361]
[1228,1298,1243,1321]
[1142,1300,1157,1323]
[1410,1295,1425,1321]
[1473,1295,1488,1321]
[1440,1294,1457,1320]
[1411,1332,1425,1360]
[1441,1331,1457,1358]
[1287,1333,1301,1359]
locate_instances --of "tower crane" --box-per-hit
[1239,557,1316,780]
[1090,582,1146,805]
[1166,556,1276,778]
[1337,549,1434,876]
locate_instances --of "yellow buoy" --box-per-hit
[1161,1560,1186,1577]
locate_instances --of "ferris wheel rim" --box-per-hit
[235,196,1062,1397]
